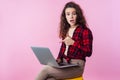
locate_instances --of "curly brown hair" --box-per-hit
[59,1,87,39]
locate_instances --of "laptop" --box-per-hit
[31,47,78,68]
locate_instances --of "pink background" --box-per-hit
[0,0,120,80]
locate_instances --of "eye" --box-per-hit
[72,12,77,15]
[66,13,70,16]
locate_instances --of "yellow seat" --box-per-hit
[65,76,83,80]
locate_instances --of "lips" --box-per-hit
[70,20,74,22]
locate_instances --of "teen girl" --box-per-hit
[36,1,93,80]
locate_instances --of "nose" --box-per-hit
[70,14,73,19]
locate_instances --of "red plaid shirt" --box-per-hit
[57,25,93,62]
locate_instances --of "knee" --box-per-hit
[40,65,53,76]
[41,65,50,72]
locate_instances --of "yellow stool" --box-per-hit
[65,76,83,80]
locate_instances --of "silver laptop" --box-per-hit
[31,47,78,68]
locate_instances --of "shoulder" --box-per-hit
[83,27,92,34]
[78,25,93,37]
[77,25,92,33]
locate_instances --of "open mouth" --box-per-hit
[70,20,74,23]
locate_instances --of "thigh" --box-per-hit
[46,60,85,79]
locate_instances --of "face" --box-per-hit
[65,8,77,27]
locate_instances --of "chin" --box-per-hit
[70,24,76,26]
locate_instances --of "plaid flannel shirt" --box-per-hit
[57,25,93,62]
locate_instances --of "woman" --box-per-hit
[36,1,93,80]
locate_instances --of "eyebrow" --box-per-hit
[65,11,76,13]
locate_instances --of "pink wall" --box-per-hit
[0,0,120,80]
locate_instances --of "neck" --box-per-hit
[70,24,78,28]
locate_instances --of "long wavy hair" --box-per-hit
[59,1,87,39]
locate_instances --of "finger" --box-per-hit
[67,35,71,38]
[62,40,65,42]
[59,40,65,43]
